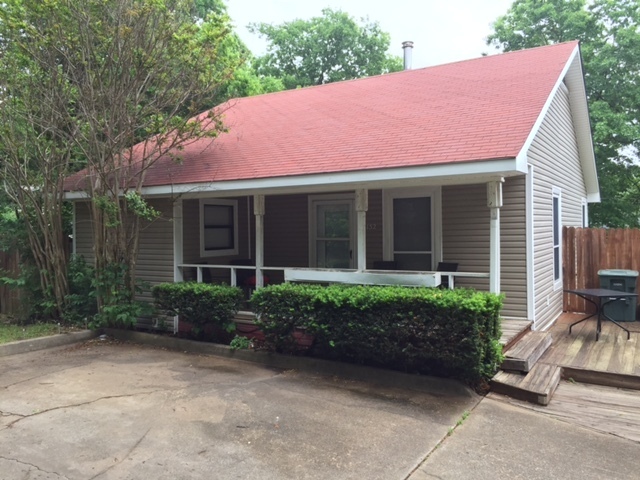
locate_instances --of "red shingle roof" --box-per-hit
[66,41,579,191]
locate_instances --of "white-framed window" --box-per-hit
[383,187,442,271]
[552,187,562,289]
[581,198,588,228]
[200,199,239,257]
[308,194,355,269]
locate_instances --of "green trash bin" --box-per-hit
[598,269,638,322]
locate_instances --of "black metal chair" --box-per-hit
[437,262,459,289]
[372,260,398,270]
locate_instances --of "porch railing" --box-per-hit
[177,264,489,290]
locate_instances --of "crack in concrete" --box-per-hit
[0,455,70,479]
[87,427,151,480]
[2,390,165,430]
[1,365,81,390]
[0,410,25,418]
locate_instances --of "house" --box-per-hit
[65,41,599,332]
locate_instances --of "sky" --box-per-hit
[226,0,516,69]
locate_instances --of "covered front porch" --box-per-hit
[170,176,525,319]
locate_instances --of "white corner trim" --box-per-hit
[526,164,535,321]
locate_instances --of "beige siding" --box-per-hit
[136,198,174,294]
[264,194,308,268]
[366,190,383,268]
[442,178,528,320]
[72,199,174,301]
[501,176,528,319]
[529,83,587,329]
[74,201,94,262]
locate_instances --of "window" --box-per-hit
[309,195,355,268]
[581,198,588,228]
[200,199,238,257]
[552,188,562,288]
[383,187,441,271]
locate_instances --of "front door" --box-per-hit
[310,197,355,268]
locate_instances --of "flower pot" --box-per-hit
[235,321,265,342]
[292,327,315,349]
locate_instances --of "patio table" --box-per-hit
[565,288,637,341]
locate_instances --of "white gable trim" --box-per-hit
[516,44,599,203]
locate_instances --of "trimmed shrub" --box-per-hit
[152,282,244,335]
[251,283,503,385]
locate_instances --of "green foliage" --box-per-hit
[251,284,504,385]
[64,256,98,326]
[90,263,151,329]
[0,323,61,344]
[229,335,252,350]
[124,192,160,222]
[488,0,640,227]
[250,8,403,90]
[152,282,243,332]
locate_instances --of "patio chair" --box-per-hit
[372,260,398,270]
[437,262,459,289]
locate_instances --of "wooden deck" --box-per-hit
[500,319,532,349]
[539,313,640,389]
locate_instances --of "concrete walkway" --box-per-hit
[410,395,640,480]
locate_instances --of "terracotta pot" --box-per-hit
[235,321,265,342]
[292,327,315,349]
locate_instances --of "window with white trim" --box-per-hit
[581,198,588,228]
[200,199,238,257]
[552,188,562,288]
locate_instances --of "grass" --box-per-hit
[0,323,61,344]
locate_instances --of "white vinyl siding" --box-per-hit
[528,82,587,330]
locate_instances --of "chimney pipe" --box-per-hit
[402,41,414,70]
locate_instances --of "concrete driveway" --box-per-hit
[0,339,479,480]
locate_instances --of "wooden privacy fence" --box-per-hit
[563,227,640,316]
[0,250,24,316]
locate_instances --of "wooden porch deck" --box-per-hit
[500,319,532,350]
[539,313,640,388]
[490,313,640,441]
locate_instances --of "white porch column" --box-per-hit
[254,194,265,288]
[355,189,368,271]
[172,199,184,334]
[173,199,184,283]
[487,179,504,294]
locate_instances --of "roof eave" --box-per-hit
[64,157,521,200]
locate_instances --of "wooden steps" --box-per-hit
[492,328,558,406]
[491,363,562,406]
[502,331,552,373]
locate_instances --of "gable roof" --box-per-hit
[65,41,599,200]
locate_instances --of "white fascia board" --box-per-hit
[63,157,519,200]
[516,44,600,203]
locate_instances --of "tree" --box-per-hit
[250,8,403,90]
[0,0,240,321]
[487,0,640,227]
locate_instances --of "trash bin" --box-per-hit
[598,269,638,322]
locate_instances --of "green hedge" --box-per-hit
[152,282,244,331]
[251,283,504,385]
